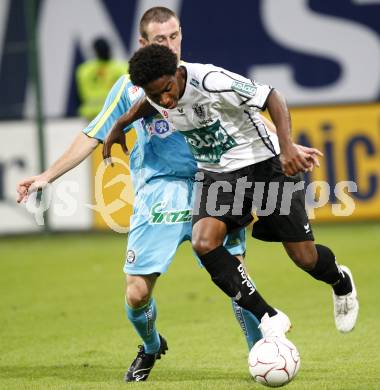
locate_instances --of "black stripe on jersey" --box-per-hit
[238,95,259,108]
[202,71,264,109]
[261,88,274,111]
[244,110,277,156]
[202,70,244,93]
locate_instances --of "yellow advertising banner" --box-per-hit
[91,103,380,229]
[290,103,380,221]
[91,132,136,231]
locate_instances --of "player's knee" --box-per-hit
[286,247,317,271]
[192,236,220,256]
[125,285,151,308]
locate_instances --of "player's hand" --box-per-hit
[294,144,323,172]
[103,121,128,166]
[16,175,48,203]
[280,142,315,176]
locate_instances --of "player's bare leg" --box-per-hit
[191,217,226,255]
[126,274,157,308]
[282,241,359,332]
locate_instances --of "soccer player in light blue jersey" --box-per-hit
[17,7,264,382]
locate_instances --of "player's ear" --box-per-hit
[139,37,148,48]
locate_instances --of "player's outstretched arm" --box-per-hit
[16,132,98,203]
[266,90,313,176]
[103,96,157,164]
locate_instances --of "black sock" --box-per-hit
[307,244,352,295]
[199,246,276,320]
[332,270,352,296]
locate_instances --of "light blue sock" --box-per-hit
[232,300,262,350]
[126,298,160,354]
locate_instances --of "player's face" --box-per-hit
[144,73,181,109]
[140,17,182,63]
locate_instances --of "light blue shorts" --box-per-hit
[124,176,246,275]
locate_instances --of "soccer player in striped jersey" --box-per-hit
[103,44,359,345]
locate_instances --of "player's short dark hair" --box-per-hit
[129,44,177,87]
[140,7,179,40]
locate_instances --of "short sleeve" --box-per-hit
[202,68,273,111]
[82,76,142,142]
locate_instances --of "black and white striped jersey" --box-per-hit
[148,62,280,173]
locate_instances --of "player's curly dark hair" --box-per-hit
[129,44,177,87]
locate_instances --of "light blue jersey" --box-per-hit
[83,76,259,350]
[83,75,245,275]
[83,75,197,194]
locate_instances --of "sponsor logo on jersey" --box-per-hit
[128,85,142,102]
[190,78,199,88]
[149,202,192,224]
[154,120,170,135]
[231,80,257,98]
[304,223,311,233]
[146,118,173,139]
[126,249,136,264]
[183,120,237,163]
[227,238,241,245]
[162,110,169,119]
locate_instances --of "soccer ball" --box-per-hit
[248,337,300,387]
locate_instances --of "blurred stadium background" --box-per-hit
[0,0,379,232]
[0,1,380,389]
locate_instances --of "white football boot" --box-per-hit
[333,265,359,333]
[259,309,292,338]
